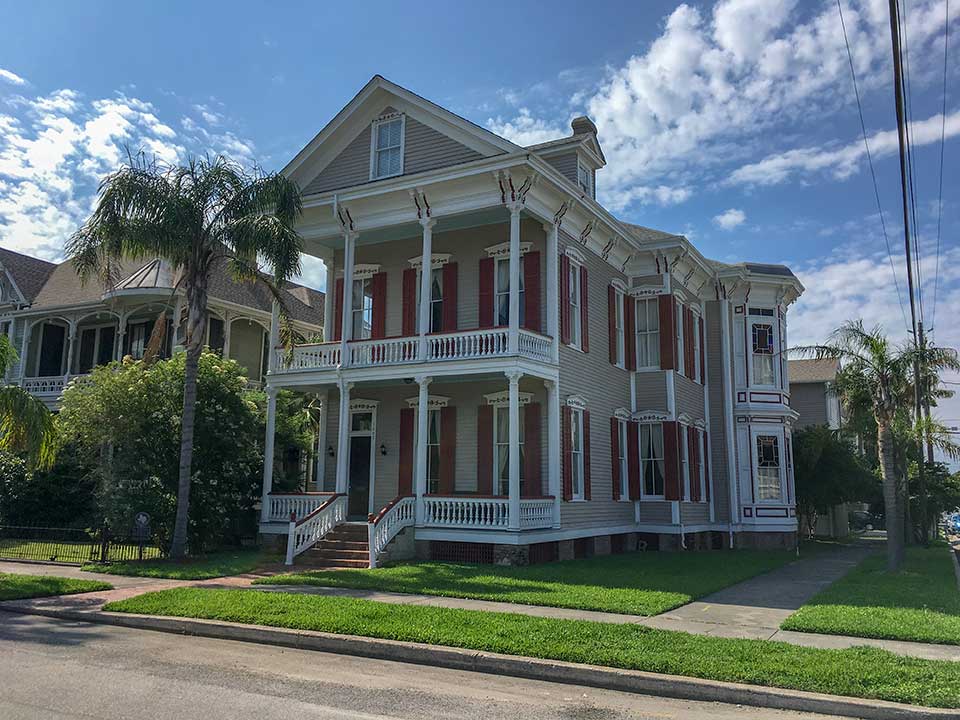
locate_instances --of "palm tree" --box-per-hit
[797,321,959,571]
[67,154,303,558]
[0,336,57,469]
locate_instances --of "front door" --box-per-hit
[347,436,372,519]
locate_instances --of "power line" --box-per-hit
[932,0,950,336]
[836,0,912,335]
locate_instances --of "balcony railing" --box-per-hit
[267,492,336,522]
[275,328,553,373]
[421,495,555,530]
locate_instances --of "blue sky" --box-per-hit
[1,0,958,426]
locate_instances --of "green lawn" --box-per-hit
[782,545,960,645]
[105,587,960,708]
[82,549,267,580]
[0,572,112,601]
[0,538,162,564]
[257,550,804,616]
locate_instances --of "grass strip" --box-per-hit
[782,545,960,645]
[82,549,267,580]
[256,550,799,616]
[0,572,112,600]
[106,587,960,708]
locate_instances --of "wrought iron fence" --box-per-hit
[0,524,165,565]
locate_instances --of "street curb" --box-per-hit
[2,603,952,720]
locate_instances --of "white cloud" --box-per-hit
[486,108,566,146]
[0,68,26,86]
[730,110,960,186]
[713,208,746,229]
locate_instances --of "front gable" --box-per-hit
[287,76,520,197]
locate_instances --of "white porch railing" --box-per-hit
[278,342,341,371]
[422,496,555,530]
[349,336,418,366]
[367,495,415,568]
[285,494,348,564]
[21,376,68,395]
[518,330,552,363]
[268,492,335,522]
[427,328,508,361]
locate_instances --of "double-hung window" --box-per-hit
[416,267,444,333]
[570,408,584,499]
[352,278,374,340]
[568,262,582,348]
[371,116,403,180]
[617,418,629,499]
[679,425,690,499]
[614,289,625,367]
[635,298,659,368]
[640,423,665,497]
[755,434,782,501]
[494,256,525,327]
[426,408,441,494]
[494,405,525,496]
[675,299,685,376]
[692,313,701,382]
[577,162,593,198]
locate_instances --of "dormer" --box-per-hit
[528,116,606,200]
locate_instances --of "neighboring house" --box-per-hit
[788,357,850,538]
[251,76,804,566]
[0,248,324,409]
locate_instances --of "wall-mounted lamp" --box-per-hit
[380,444,388,456]
[327,446,335,458]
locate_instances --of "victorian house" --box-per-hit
[259,76,804,567]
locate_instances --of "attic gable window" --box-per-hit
[577,161,594,198]
[370,115,404,180]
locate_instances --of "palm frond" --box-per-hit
[0,385,58,469]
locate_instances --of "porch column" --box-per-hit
[321,251,334,341]
[507,370,522,530]
[544,221,560,363]
[115,314,127,362]
[64,324,77,378]
[340,231,357,367]
[259,385,278,523]
[19,320,30,379]
[172,296,184,349]
[508,204,522,354]
[414,374,431,524]
[314,390,328,491]
[334,380,353,494]
[4,320,14,381]
[545,378,561,527]
[266,302,280,374]
[418,218,435,361]
[222,312,232,359]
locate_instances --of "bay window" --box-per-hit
[756,434,783,501]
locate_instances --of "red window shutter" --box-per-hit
[607,285,617,365]
[523,251,541,332]
[332,278,344,342]
[371,272,387,339]
[663,420,680,500]
[561,405,572,501]
[627,420,640,500]
[703,430,711,501]
[401,268,417,337]
[624,296,636,371]
[442,262,458,332]
[658,295,674,370]
[439,406,456,495]
[609,416,620,500]
[523,402,541,496]
[688,426,700,502]
[477,404,493,495]
[398,407,414,495]
[579,265,589,353]
[582,409,591,500]
[699,318,706,382]
[559,254,571,344]
[478,257,495,329]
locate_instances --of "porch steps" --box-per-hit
[299,523,370,569]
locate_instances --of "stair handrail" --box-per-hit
[284,493,347,565]
[367,494,415,569]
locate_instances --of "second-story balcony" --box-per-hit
[275,326,553,373]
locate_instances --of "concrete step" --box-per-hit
[311,548,370,560]
[315,540,369,551]
[298,558,370,569]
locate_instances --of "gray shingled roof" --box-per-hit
[788,358,840,384]
[0,248,56,303]
[620,222,680,244]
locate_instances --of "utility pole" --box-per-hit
[919,322,936,465]
[888,0,927,547]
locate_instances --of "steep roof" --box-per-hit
[0,247,56,303]
[788,358,840,384]
[31,257,144,308]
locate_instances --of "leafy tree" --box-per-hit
[67,154,303,557]
[0,446,97,527]
[909,462,960,542]
[793,425,877,538]
[57,352,264,552]
[0,336,57,469]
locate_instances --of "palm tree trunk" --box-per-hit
[169,277,208,559]
[877,421,903,571]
